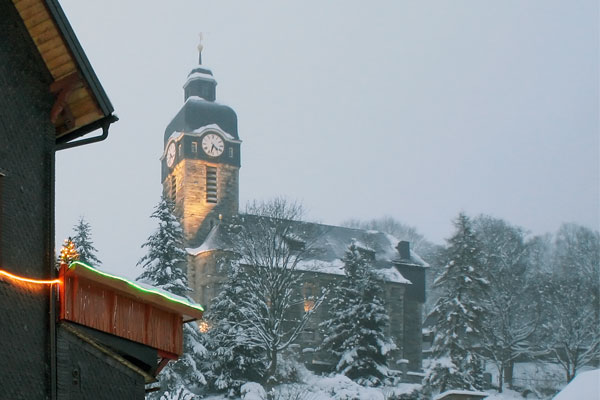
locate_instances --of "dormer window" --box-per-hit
[285,236,305,251]
[357,246,376,262]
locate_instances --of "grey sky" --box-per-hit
[55,1,599,278]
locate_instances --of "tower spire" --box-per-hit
[197,33,204,65]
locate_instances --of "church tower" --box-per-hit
[161,43,240,248]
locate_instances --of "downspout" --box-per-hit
[49,136,57,400]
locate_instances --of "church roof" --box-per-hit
[187,215,427,284]
[164,96,238,143]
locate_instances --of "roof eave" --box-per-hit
[44,0,114,117]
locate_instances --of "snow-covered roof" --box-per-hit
[192,124,237,141]
[553,369,600,400]
[164,95,238,143]
[185,71,216,83]
[187,215,426,284]
[65,261,204,319]
[433,390,489,400]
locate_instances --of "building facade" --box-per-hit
[161,52,427,375]
[1,1,200,397]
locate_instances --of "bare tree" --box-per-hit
[473,216,539,392]
[539,275,600,383]
[225,198,326,385]
[342,216,435,255]
[553,223,600,324]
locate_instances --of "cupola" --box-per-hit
[164,37,238,144]
[184,65,216,101]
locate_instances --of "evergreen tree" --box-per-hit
[72,217,101,266]
[200,260,266,395]
[137,195,188,297]
[319,243,395,386]
[138,195,205,398]
[425,213,488,393]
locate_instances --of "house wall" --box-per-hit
[57,327,145,400]
[0,0,56,396]
[0,3,150,398]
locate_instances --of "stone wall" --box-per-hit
[166,159,239,248]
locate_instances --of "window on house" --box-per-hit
[170,175,176,200]
[191,142,198,153]
[206,166,217,203]
[303,282,316,312]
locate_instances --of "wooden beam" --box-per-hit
[50,72,80,124]
[155,358,170,375]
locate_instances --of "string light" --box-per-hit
[0,269,61,285]
[68,261,204,313]
[59,238,79,266]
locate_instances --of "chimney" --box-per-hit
[397,241,410,260]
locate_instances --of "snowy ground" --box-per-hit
[193,368,541,400]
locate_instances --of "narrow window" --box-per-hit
[170,175,176,200]
[191,142,198,153]
[178,143,182,157]
[303,282,316,312]
[228,147,234,158]
[206,166,217,203]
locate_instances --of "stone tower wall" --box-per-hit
[163,158,239,248]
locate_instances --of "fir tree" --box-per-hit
[137,195,188,297]
[320,243,395,386]
[138,195,205,398]
[149,323,207,399]
[200,260,266,395]
[425,213,488,393]
[71,217,101,266]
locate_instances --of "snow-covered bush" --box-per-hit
[159,386,197,400]
[275,349,305,384]
[241,382,267,400]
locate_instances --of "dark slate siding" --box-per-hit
[0,0,56,397]
[403,299,423,371]
[57,327,145,400]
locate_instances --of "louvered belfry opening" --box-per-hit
[206,166,217,203]
[170,175,176,201]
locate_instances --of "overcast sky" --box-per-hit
[55,1,599,278]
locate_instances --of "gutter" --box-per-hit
[55,114,119,151]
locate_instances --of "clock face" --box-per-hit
[202,133,225,157]
[166,142,176,167]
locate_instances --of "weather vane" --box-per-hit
[198,33,204,65]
